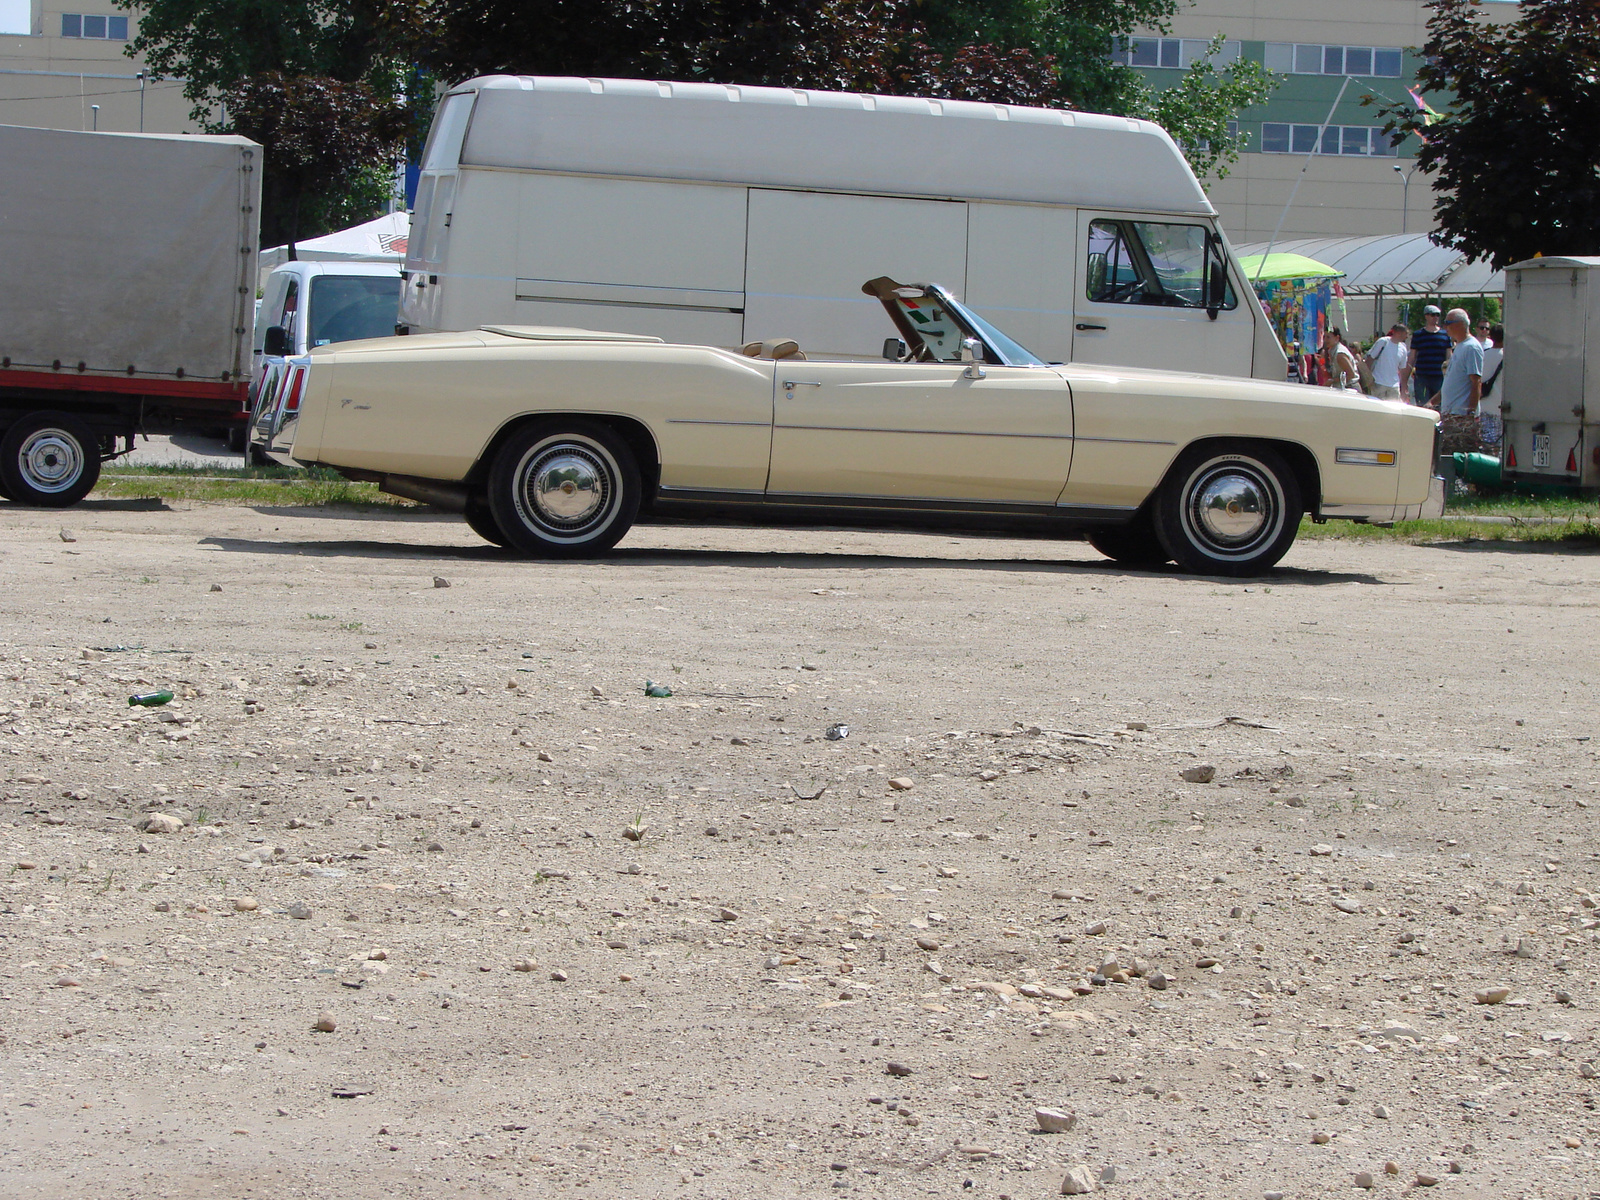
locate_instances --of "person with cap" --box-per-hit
[1436,307,1485,453]
[1366,323,1410,400]
[1406,304,1451,405]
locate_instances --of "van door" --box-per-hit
[744,190,967,357]
[1072,212,1256,377]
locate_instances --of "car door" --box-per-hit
[766,360,1074,507]
[1072,211,1256,378]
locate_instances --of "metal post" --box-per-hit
[1253,75,1354,283]
[91,104,99,131]
[137,71,145,132]
[1393,164,1414,234]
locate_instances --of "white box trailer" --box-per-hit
[1500,256,1600,490]
[399,76,1285,381]
[0,124,261,504]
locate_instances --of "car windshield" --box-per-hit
[885,284,1046,366]
[308,275,403,347]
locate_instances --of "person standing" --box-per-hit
[1407,304,1452,405]
[1323,327,1359,391]
[1436,307,1484,454]
[1366,323,1410,400]
[1479,322,1505,448]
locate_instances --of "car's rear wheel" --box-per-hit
[1153,444,1301,576]
[487,420,640,557]
[1086,513,1170,565]
[463,499,510,548]
[0,411,102,507]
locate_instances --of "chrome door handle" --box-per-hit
[1075,322,1107,332]
[783,380,822,388]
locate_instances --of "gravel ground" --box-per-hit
[1,501,1597,1200]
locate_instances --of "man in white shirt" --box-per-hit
[1365,324,1409,400]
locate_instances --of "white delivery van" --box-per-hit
[398,76,1286,380]
[1500,256,1600,490]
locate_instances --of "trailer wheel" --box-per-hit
[0,411,102,507]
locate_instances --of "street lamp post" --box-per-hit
[90,104,100,131]
[1393,163,1416,235]
[137,71,145,132]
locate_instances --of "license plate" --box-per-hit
[1532,433,1551,468]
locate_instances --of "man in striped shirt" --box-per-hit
[1405,305,1451,405]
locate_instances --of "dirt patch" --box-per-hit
[1,502,1597,1197]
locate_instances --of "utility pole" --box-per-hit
[137,71,145,132]
[1393,163,1415,235]
[91,104,100,131]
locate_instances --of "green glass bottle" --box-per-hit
[128,690,174,707]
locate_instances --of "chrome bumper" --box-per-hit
[1321,476,1446,525]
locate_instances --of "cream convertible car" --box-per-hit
[269,278,1443,575]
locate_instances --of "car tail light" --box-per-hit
[283,367,306,414]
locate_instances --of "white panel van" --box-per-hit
[399,76,1286,380]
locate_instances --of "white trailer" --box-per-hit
[399,76,1285,380]
[0,124,261,504]
[1500,256,1600,490]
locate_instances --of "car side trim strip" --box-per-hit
[1072,435,1177,446]
[657,484,1135,521]
[664,419,772,427]
[774,424,1074,441]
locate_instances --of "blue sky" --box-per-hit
[0,0,30,36]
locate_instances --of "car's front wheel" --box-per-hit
[487,420,641,557]
[0,411,102,507]
[1152,445,1301,576]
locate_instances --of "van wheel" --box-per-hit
[487,420,640,557]
[463,499,510,548]
[1153,445,1301,576]
[1086,513,1170,565]
[0,411,102,507]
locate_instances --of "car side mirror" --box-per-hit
[882,337,907,362]
[960,337,987,379]
[263,325,290,356]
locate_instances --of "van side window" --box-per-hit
[279,280,299,339]
[1086,219,1237,311]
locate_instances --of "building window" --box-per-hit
[1264,42,1403,77]
[1260,122,1398,156]
[1113,38,1242,69]
[61,13,129,39]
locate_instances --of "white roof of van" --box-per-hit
[448,76,1213,217]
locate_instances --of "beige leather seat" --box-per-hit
[741,338,806,361]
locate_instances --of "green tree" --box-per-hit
[1144,35,1277,182]
[115,1,422,251]
[1372,0,1600,268]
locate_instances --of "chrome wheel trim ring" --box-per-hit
[512,436,618,541]
[1179,455,1283,559]
[17,428,86,494]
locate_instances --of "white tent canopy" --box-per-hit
[1232,233,1502,296]
[258,211,410,279]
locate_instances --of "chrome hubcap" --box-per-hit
[515,438,616,539]
[1195,473,1268,545]
[18,428,84,494]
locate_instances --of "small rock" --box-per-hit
[550,969,569,982]
[1309,843,1334,857]
[233,897,258,912]
[1084,919,1108,936]
[1264,1193,1284,1200]
[1515,937,1539,959]
[536,750,554,763]
[425,841,444,852]
[511,958,537,972]
[1515,880,1533,895]
[432,576,450,588]
[1373,1104,1390,1119]
[286,903,312,920]
[1579,1062,1596,1079]
[888,777,913,791]
[825,723,849,740]
[140,812,184,834]
[1146,970,1171,991]
[153,900,171,912]
[15,859,36,870]
[1179,764,1216,784]
[936,866,957,878]
[1414,1175,1438,1187]
[209,583,222,592]
[1333,898,1363,914]
[313,1011,336,1032]
[1100,1166,1117,1184]
[55,976,81,988]
[1383,1161,1400,1175]
[716,907,740,922]
[59,528,76,542]
[886,1062,913,1077]
[1473,987,1511,1005]
[1035,1107,1077,1133]
[1060,1165,1095,1195]
[915,937,940,952]
[1354,1173,1375,1190]
[621,824,647,841]
[704,826,719,837]
[1311,1131,1330,1144]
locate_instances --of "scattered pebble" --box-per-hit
[1059,1165,1095,1195]
[140,813,184,835]
[885,1062,913,1077]
[286,903,312,920]
[549,969,569,982]
[232,898,258,912]
[887,777,913,791]
[1179,764,1216,784]
[432,576,450,588]
[1354,1173,1375,1190]
[1309,843,1334,857]
[1474,987,1511,1005]
[1035,1107,1077,1133]
[313,1011,336,1033]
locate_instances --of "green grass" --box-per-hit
[94,463,412,507]
[1302,490,1600,546]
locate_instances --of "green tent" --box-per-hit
[1238,252,1345,282]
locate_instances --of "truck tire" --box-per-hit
[0,411,102,507]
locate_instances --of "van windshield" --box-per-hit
[308,275,403,347]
